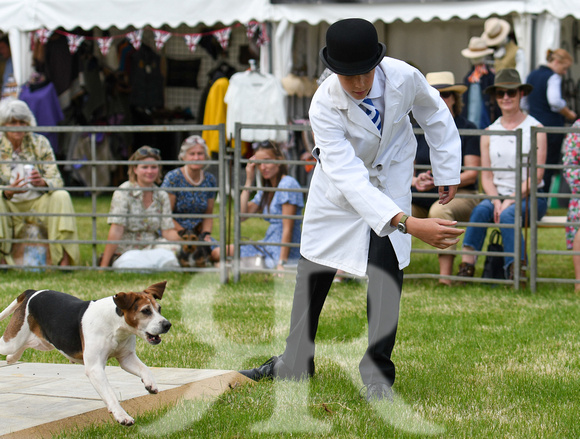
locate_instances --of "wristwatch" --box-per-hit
[397,214,409,234]
[277,260,287,266]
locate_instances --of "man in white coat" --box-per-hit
[240,18,464,402]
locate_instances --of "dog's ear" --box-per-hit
[113,292,137,310]
[145,281,167,300]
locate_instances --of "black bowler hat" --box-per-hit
[320,18,386,76]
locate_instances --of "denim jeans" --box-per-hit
[462,197,548,275]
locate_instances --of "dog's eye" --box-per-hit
[141,308,152,316]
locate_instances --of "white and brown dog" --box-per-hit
[0,281,171,426]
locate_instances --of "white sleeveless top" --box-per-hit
[488,114,544,196]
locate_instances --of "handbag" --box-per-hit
[482,229,505,280]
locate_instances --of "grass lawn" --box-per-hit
[1,199,578,437]
[0,269,578,438]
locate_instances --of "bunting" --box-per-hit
[66,34,85,54]
[183,34,202,53]
[34,28,53,44]
[213,27,232,51]
[97,36,114,56]
[127,30,143,50]
[153,30,172,51]
[32,22,268,54]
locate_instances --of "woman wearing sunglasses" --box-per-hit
[457,69,548,282]
[99,146,181,269]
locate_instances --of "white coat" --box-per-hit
[300,57,461,276]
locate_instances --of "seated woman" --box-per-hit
[161,135,218,262]
[412,71,480,285]
[0,99,79,266]
[99,146,181,269]
[457,69,548,281]
[215,141,304,270]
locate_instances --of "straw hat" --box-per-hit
[281,73,306,97]
[461,36,493,59]
[481,18,511,47]
[483,68,533,96]
[425,71,467,94]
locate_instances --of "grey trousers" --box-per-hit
[278,231,403,386]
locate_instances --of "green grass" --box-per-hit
[1,201,578,437]
[1,270,578,438]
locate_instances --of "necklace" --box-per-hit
[184,167,203,186]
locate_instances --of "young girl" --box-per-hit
[216,141,304,270]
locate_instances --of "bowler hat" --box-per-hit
[320,18,386,76]
[484,68,533,96]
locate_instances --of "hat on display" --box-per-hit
[320,18,387,76]
[461,36,494,59]
[483,68,533,96]
[481,18,511,47]
[425,71,467,94]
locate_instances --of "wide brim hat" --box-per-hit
[320,18,387,76]
[481,17,511,47]
[483,68,533,96]
[425,71,467,94]
[461,36,493,59]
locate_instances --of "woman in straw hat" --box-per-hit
[412,71,480,285]
[460,36,497,129]
[523,48,577,192]
[457,69,548,281]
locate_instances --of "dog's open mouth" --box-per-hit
[146,333,162,345]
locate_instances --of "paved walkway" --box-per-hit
[0,361,250,438]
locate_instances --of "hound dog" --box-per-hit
[177,230,212,268]
[0,281,171,426]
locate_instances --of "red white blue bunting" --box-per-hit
[32,22,268,56]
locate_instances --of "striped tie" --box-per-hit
[360,97,382,132]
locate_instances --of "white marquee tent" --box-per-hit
[0,0,579,89]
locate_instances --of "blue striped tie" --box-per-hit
[361,97,382,132]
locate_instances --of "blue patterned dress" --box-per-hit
[161,168,217,231]
[240,175,304,268]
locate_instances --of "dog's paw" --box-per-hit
[145,384,159,394]
[112,410,135,426]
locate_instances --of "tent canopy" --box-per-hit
[1,0,577,32]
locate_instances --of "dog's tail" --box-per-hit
[0,299,19,322]
[0,290,36,322]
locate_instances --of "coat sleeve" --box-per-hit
[410,71,462,187]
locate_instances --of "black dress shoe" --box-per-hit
[239,356,279,381]
[361,382,394,403]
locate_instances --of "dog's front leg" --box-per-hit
[117,350,158,394]
[83,352,135,426]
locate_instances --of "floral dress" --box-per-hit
[240,175,304,268]
[563,119,580,249]
[161,168,217,232]
[107,181,175,254]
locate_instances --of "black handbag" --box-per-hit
[482,229,505,280]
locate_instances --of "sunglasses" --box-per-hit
[439,91,454,99]
[135,146,161,157]
[495,89,519,99]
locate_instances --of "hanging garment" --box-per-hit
[224,71,287,143]
[19,82,64,152]
[202,77,229,155]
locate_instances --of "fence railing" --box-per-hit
[1,122,578,290]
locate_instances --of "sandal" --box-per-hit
[457,262,475,277]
